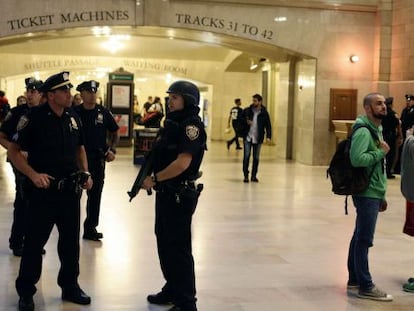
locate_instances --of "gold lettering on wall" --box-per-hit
[6,10,130,31]
[174,13,274,40]
[22,58,188,75]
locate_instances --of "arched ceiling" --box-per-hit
[0,26,303,73]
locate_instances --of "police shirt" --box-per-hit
[402,106,414,135]
[0,104,32,140]
[382,107,399,138]
[14,103,84,179]
[73,104,119,156]
[154,113,206,184]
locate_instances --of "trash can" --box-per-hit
[133,128,159,165]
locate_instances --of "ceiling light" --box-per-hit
[274,16,287,22]
[92,26,111,37]
[165,73,173,84]
[104,39,124,54]
[350,55,359,63]
[102,34,130,54]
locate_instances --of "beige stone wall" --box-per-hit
[0,0,394,165]
[387,0,414,114]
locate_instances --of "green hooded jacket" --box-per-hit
[350,115,387,199]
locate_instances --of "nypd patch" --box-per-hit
[16,116,29,131]
[70,117,79,130]
[185,125,199,140]
[4,111,12,122]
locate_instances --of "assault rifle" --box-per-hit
[127,149,155,202]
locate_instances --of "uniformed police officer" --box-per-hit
[0,77,43,256]
[74,80,120,241]
[401,94,414,137]
[142,81,207,311]
[7,71,93,311]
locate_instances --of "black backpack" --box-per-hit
[327,125,379,214]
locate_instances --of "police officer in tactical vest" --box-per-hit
[7,71,93,311]
[142,80,207,311]
[74,80,119,241]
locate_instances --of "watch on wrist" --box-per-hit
[152,174,158,184]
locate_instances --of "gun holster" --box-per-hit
[52,171,90,194]
[158,182,203,204]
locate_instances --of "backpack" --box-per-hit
[326,125,379,214]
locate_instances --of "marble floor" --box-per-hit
[1,141,414,311]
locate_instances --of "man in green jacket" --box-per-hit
[347,92,392,301]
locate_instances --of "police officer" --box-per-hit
[401,94,414,139]
[7,72,93,311]
[0,77,43,256]
[382,97,401,178]
[142,81,207,311]
[74,80,120,241]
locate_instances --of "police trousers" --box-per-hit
[16,187,81,297]
[84,157,105,233]
[9,165,28,249]
[154,187,198,309]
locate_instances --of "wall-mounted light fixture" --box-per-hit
[250,58,267,70]
[250,59,258,70]
[350,55,360,63]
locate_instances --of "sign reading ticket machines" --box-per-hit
[107,67,134,146]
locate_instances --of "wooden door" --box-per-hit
[329,89,357,131]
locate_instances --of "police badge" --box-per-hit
[96,113,104,124]
[185,125,199,140]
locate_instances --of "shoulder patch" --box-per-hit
[3,111,12,122]
[16,115,29,131]
[185,125,200,140]
[70,117,79,130]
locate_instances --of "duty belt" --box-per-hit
[155,181,203,204]
[50,171,90,193]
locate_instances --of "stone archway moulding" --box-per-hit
[0,0,355,60]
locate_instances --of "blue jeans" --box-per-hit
[347,196,381,290]
[243,139,262,178]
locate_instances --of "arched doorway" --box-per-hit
[0,25,315,162]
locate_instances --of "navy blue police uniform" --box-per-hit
[73,81,119,240]
[148,81,206,311]
[12,72,91,308]
[401,94,414,139]
[0,78,43,255]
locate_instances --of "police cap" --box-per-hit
[405,94,414,101]
[39,71,73,92]
[25,77,43,91]
[385,97,394,106]
[76,80,100,93]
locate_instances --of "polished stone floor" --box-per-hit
[1,141,414,311]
